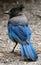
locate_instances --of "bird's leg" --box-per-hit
[11,42,17,53]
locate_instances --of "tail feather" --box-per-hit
[29,43,38,60]
[20,44,30,59]
[20,44,26,57]
[20,43,38,61]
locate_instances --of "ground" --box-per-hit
[0,3,41,65]
[0,53,41,65]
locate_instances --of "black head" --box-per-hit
[4,4,24,18]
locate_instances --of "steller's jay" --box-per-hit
[4,4,38,61]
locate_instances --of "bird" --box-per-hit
[4,4,38,61]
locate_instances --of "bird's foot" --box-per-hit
[10,43,17,53]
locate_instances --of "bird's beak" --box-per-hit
[3,10,10,14]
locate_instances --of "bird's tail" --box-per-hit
[20,43,38,61]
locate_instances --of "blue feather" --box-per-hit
[7,22,38,60]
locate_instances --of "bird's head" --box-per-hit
[4,4,24,18]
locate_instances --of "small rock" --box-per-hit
[0,53,4,57]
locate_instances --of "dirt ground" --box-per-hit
[0,3,41,65]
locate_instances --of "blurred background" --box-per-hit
[0,0,41,13]
[0,0,41,64]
